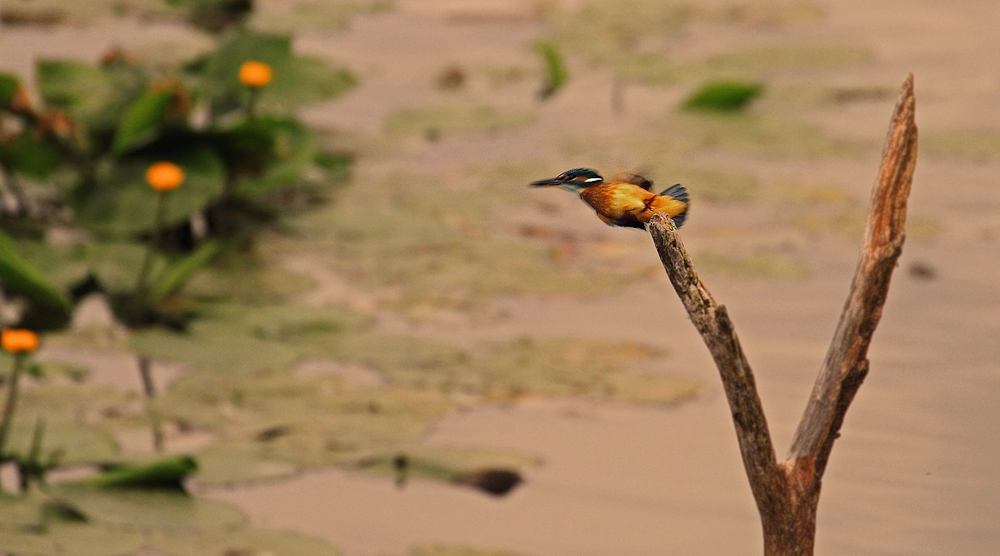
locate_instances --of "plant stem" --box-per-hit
[246,87,259,120]
[20,416,46,491]
[137,355,164,453]
[0,354,26,456]
[135,191,170,298]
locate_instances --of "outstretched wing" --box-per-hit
[615,172,654,191]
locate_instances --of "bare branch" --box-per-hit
[786,74,918,479]
[648,75,918,556]
[648,214,786,517]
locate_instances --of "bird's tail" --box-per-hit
[659,183,689,228]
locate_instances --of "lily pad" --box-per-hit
[304,169,637,316]
[249,0,393,33]
[0,490,47,531]
[702,44,872,76]
[413,545,527,556]
[923,129,1000,161]
[468,337,671,400]
[4,419,118,465]
[190,444,300,486]
[692,249,807,279]
[0,520,144,556]
[385,106,534,137]
[602,371,699,405]
[149,526,342,556]
[130,302,372,374]
[53,484,245,532]
[663,112,868,158]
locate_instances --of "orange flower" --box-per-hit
[239,60,273,89]
[145,162,185,192]
[1,329,39,354]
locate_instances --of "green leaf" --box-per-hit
[0,229,72,312]
[198,31,291,117]
[83,455,198,490]
[0,73,21,107]
[535,41,568,99]
[194,30,355,118]
[233,117,319,197]
[208,119,278,177]
[73,143,226,236]
[37,60,105,113]
[681,80,763,112]
[268,55,356,110]
[0,131,63,179]
[112,89,176,155]
[36,59,147,146]
[150,240,221,302]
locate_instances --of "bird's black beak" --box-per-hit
[529,177,562,187]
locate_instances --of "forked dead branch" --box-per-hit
[648,73,918,556]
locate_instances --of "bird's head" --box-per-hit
[529,168,604,193]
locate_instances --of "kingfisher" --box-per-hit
[529,168,688,229]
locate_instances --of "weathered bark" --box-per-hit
[648,219,788,521]
[648,74,917,556]
[787,73,918,473]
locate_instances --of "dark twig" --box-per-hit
[0,354,26,456]
[648,74,917,556]
[138,355,164,453]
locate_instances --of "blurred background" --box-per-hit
[0,1,998,555]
